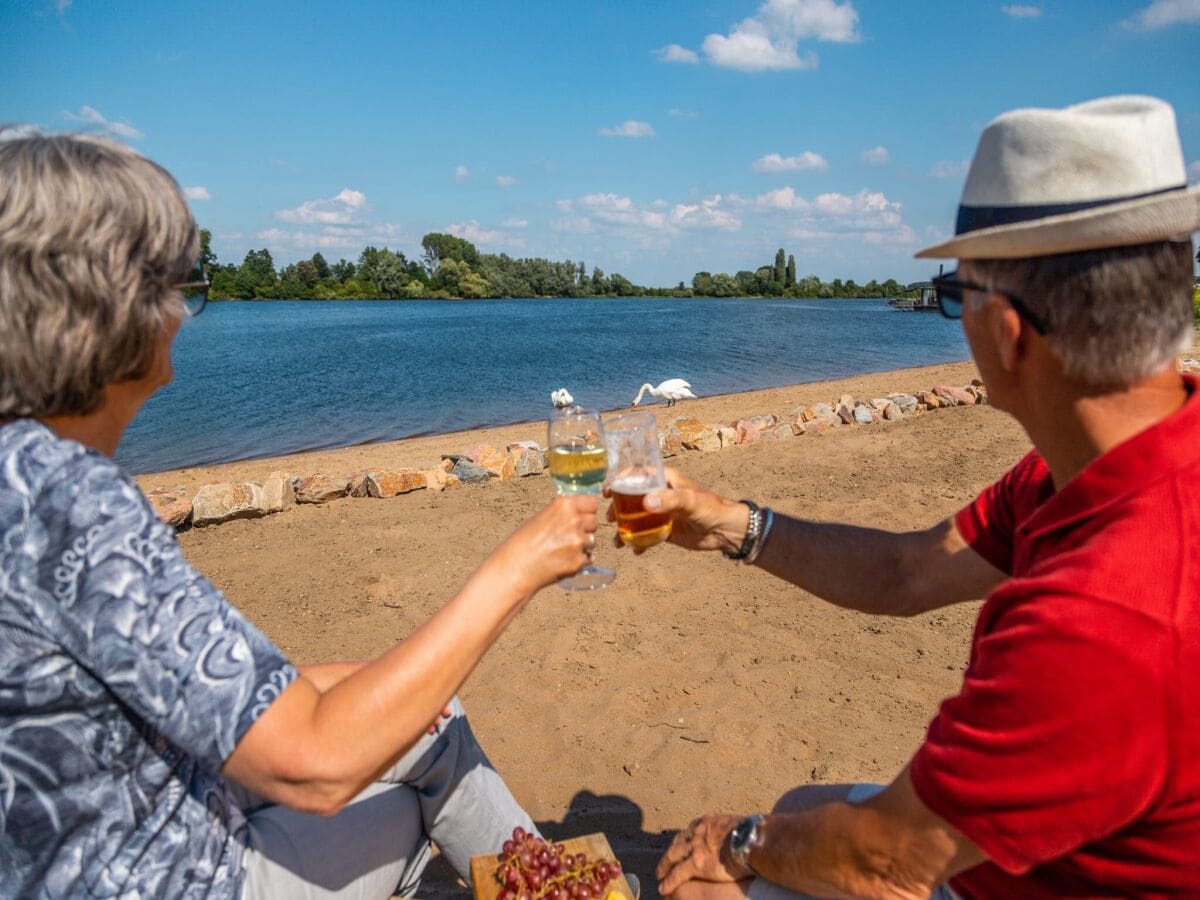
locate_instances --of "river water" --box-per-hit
[116,297,968,474]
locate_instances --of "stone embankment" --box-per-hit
[144,379,1003,530]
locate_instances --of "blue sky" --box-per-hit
[4,0,1199,285]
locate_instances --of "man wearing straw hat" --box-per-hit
[640,95,1200,898]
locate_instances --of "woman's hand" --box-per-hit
[493,494,600,595]
[608,468,749,556]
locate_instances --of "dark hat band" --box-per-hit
[955,183,1186,235]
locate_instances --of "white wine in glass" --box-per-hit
[548,408,615,591]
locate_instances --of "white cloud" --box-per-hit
[598,120,656,138]
[61,105,144,139]
[751,151,829,173]
[184,186,211,201]
[1001,5,1042,17]
[550,217,594,234]
[701,0,859,72]
[455,164,470,183]
[1123,0,1200,29]
[446,220,504,245]
[668,108,699,118]
[756,186,903,229]
[1188,160,1200,182]
[669,195,742,230]
[254,226,362,250]
[0,124,43,141]
[930,160,970,179]
[860,145,890,164]
[495,175,517,187]
[276,188,369,225]
[502,217,529,228]
[862,224,917,244]
[656,44,700,64]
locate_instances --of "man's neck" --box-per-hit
[1023,368,1188,489]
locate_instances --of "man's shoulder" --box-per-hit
[0,419,124,500]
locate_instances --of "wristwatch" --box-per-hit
[728,814,765,873]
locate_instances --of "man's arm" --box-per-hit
[632,468,1004,617]
[657,765,987,899]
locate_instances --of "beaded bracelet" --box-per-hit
[744,507,775,565]
[723,500,761,561]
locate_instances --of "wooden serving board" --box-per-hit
[471,832,636,900]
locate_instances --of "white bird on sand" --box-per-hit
[551,388,575,409]
[632,379,697,408]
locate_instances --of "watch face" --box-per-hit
[732,817,755,850]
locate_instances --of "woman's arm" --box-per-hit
[221,494,597,815]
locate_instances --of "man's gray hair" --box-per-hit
[0,132,197,419]
[966,240,1195,390]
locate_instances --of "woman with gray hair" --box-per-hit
[0,133,600,898]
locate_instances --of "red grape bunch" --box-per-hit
[493,827,624,900]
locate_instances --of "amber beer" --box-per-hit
[611,475,672,548]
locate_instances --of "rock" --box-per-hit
[761,423,793,440]
[367,469,427,498]
[868,398,892,412]
[262,471,296,512]
[888,394,919,415]
[461,444,514,479]
[718,426,738,449]
[746,414,777,431]
[882,402,904,421]
[658,425,682,458]
[852,405,875,425]
[917,391,943,410]
[423,467,459,492]
[192,482,266,526]
[347,471,372,498]
[934,385,975,406]
[974,384,989,404]
[835,395,857,424]
[797,417,832,435]
[509,444,545,477]
[735,419,762,445]
[450,458,491,483]
[673,418,721,453]
[146,486,192,529]
[295,474,351,504]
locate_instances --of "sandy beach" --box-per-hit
[139,358,1033,897]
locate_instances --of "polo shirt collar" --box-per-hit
[1021,373,1199,540]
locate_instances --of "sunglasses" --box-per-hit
[931,270,1050,335]
[174,261,210,318]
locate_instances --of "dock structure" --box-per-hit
[886,282,939,312]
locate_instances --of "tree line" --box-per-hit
[201,230,914,301]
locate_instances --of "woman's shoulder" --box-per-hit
[0,419,134,520]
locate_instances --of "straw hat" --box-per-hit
[917,95,1200,259]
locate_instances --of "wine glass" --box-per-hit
[604,411,672,549]
[547,407,616,591]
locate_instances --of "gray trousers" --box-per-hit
[234,696,536,899]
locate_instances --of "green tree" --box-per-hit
[199,228,218,272]
[785,254,796,288]
[331,259,356,283]
[774,248,786,286]
[421,233,479,273]
[237,249,276,298]
[310,252,331,281]
[692,271,714,295]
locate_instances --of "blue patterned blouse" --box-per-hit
[0,420,298,897]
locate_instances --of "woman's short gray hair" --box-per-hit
[0,132,197,419]
[965,240,1195,390]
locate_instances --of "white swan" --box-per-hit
[550,388,575,409]
[632,379,696,408]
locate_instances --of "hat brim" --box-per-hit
[915,185,1200,259]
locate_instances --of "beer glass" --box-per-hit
[548,408,616,590]
[604,411,672,549]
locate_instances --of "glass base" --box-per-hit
[558,564,616,591]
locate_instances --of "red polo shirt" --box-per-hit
[910,374,1200,897]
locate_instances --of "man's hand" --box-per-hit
[656,814,749,896]
[608,468,749,556]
